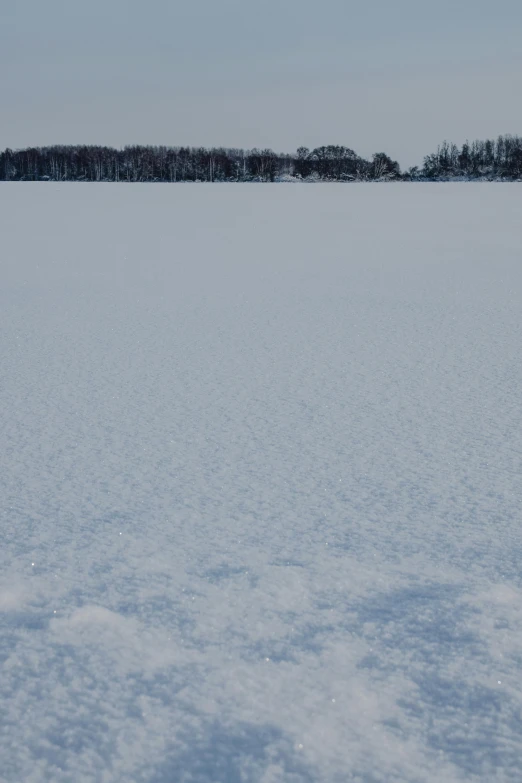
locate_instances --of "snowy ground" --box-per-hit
[1,183,521,783]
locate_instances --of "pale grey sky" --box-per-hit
[2,0,522,166]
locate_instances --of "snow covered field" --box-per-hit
[1,183,521,783]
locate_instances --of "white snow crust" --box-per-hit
[1,183,521,782]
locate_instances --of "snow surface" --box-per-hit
[1,183,522,783]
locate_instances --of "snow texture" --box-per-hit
[1,183,521,783]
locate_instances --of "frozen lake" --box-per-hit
[1,183,521,782]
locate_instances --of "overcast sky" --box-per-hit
[2,0,522,166]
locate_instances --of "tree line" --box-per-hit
[1,136,521,182]
[0,145,399,182]
[417,136,522,180]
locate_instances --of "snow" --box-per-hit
[1,182,521,783]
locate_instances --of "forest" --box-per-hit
[1,136,521,182]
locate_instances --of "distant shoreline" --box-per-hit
[1,178,519,184]
[2,137,522,182]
